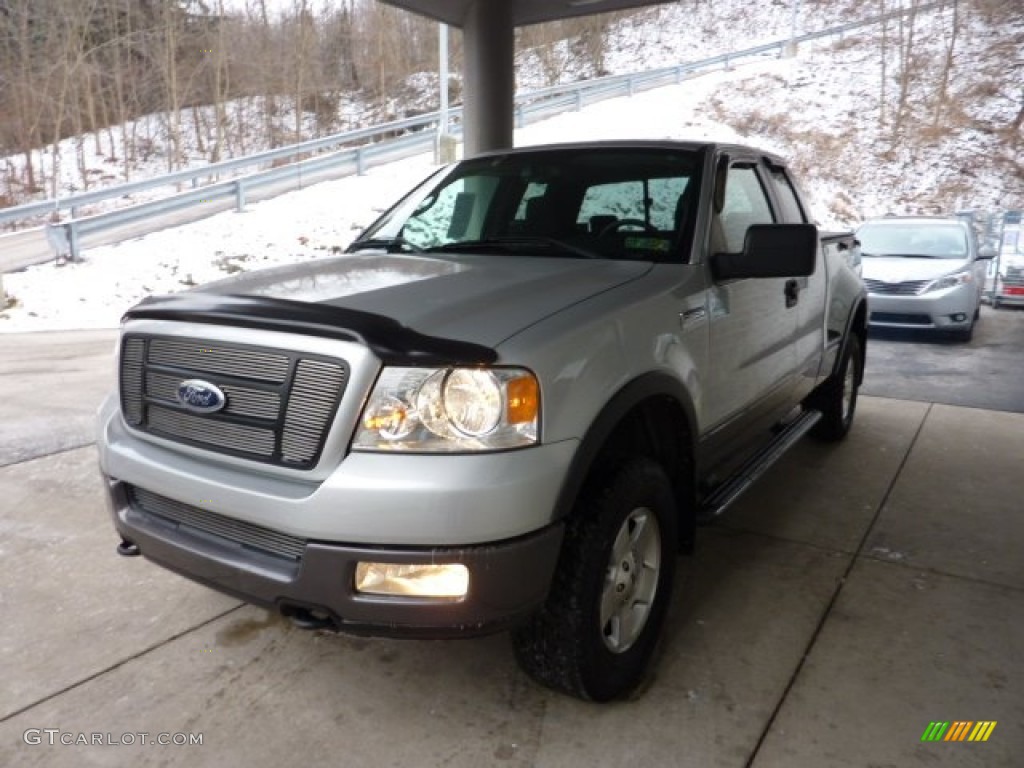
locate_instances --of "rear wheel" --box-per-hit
[810,334,861,442]
[511,457,678,701]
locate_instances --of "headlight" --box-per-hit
[353,366,539,452]
[923,270,972,293]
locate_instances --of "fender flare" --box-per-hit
[832,294,868,384]
[551,372,698,529]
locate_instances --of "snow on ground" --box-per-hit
[1,1,1020,333]
[0,155,440,332]
[0,0,911,218]
[0,58,792,333]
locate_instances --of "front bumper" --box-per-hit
[106,477,564,637]
[97,388,578,635]
[866,285,978,330]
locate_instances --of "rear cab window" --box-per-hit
[370,147,703,263]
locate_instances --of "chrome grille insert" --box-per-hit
[129,485,306,560]
[120,335,348,469]
[146,372,282,420]
[863,278,929,296]
[283,360,347,465]
[120,339,146,426]
[148,339,290,381]
[149,406,276,457]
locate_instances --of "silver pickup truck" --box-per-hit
[98,141,867,701]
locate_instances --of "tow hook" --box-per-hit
[117,538,141,557]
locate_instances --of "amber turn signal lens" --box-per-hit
[506,375,539,424]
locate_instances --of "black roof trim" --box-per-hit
[122,294,498,367]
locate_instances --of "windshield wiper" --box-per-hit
[425,236,600,260]
[346,236,424,254]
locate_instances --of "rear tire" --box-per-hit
[810,334,861,442]
[511,457,678,701]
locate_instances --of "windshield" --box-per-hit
[857,220,969,259]
[352,147,702,262]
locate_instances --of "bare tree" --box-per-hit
[891,0,922,139]
[878,0,888,127]
[931,0,959,127]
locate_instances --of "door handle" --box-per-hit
[784,279,799,308]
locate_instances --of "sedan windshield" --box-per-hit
[351,147,702,263]
[857,221,969,259]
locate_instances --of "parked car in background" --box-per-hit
[856,216,996,341]
[994,253,1024,308]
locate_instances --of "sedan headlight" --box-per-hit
[353,367,539,452]
[923,270,972,293]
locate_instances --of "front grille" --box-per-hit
[120,335,348,469]
[863,278,929,296]
[128,485,306,561]
[870,312,931,325]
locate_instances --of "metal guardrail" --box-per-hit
[3,0,944,263]
[0,112,446,228]
[53,129,437,259]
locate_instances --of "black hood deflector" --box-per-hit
[123,293,498,366]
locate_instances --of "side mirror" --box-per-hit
[978,244,997,260]
[711,224,818,281]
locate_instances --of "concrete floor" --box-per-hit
[0,322,1021,766]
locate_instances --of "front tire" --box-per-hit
[810,333,861,442]
[511,458,678,701]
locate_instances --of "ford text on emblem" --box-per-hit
[176,379,227,413]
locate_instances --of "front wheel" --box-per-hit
[952,318,975,342]
[511,458,678,701]
[810,333,861,442]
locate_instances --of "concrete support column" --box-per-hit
[462,0,514,156]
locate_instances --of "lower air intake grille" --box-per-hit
[870,312,931,325]
[119,335,348,469]
[129,485,306,561]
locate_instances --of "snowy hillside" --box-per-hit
[1,0,1021,332]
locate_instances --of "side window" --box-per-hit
[513,181,548,221]
[649,177,690,230]
[768,167,806,223]
[402,175,499,247]
[577,181,645,232]
[716,165,775,252]
[577,177,690,233]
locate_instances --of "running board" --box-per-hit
[697,409,822,522]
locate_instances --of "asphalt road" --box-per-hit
[861,303,1024,414]
[0,329,117,467]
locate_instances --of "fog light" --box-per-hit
[951,313,967,322]
[354,562,469,598]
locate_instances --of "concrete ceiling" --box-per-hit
[379,0,676,28]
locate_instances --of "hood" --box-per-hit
[193,252,651,349]
[861,256,971,283]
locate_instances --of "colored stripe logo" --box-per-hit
[921,721,997,742]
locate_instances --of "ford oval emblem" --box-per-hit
[176,379,227,413]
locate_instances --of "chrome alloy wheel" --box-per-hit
[600,506,662,653]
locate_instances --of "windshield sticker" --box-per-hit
[625,236,671,252]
